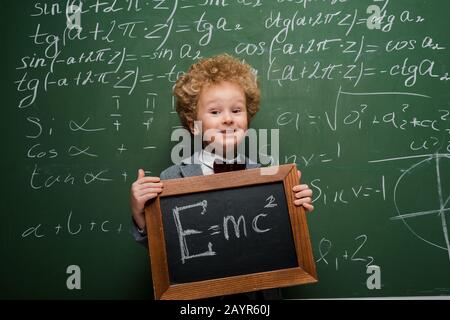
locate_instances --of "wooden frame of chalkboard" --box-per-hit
[145,163,317,300]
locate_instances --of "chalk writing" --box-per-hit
[172,196,276,264]
[8,0,450,298]
[316,234,376,271]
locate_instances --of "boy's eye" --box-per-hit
[210,110,220,115]
[233,109,242,113]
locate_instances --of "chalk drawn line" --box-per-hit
[388,153,450,260]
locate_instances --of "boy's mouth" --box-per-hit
[219,129,237,135]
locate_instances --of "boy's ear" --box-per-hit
[190,120,201,135]
[189,122,199,135]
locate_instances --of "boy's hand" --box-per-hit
[130,169,164,230]
[292,170,314,212]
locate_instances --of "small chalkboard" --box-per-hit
[145,164,317,300]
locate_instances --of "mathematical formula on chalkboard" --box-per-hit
[6,0,450,298]
[168,194,279,264]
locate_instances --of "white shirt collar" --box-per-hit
[181,150,245,168]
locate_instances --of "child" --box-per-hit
[130,54,314,299]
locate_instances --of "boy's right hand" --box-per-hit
[130,169,163,230]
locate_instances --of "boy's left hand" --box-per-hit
[292,170,314,212]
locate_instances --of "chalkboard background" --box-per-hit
[2,0,449,299]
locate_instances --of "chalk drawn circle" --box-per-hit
[393,155,450,251]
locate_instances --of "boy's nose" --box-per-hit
[222,111,233,124]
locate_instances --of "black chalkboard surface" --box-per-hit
[3,0,450,299]
[161,183,298,284]
[145,164,317,300]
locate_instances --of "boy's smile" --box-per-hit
[193,81,248,157]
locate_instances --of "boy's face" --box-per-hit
[193,81,248,157]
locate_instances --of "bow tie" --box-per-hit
[213,160,246,173]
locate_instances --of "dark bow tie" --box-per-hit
[213,160,246,173]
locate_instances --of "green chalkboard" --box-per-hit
[2,0,449,299]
